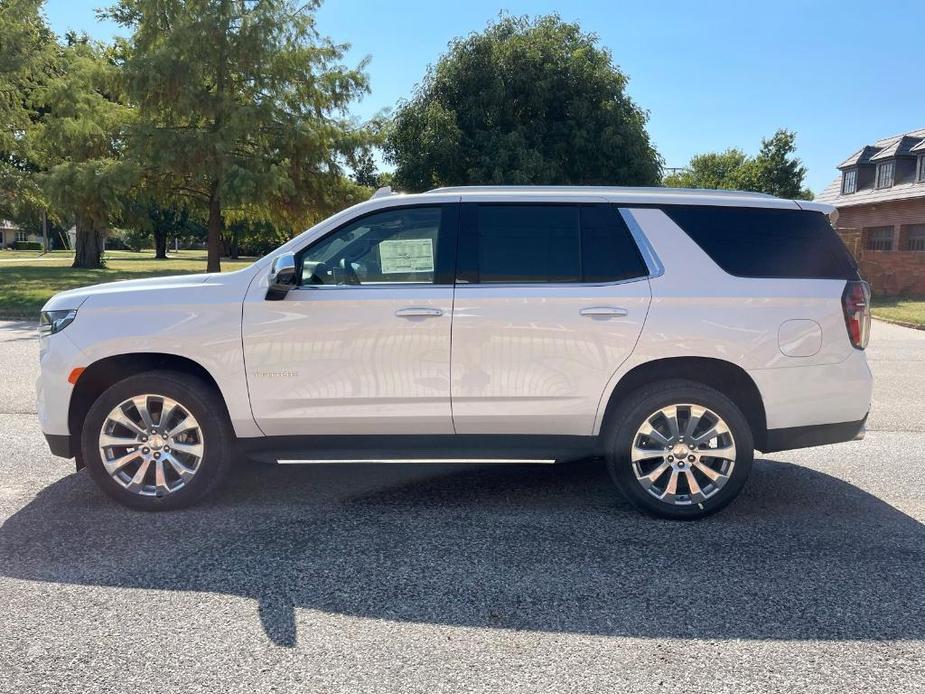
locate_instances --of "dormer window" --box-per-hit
[841,168,857,194]
[917,155,925,183]
[876,160,895,189]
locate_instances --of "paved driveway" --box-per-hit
[1,320,923,693]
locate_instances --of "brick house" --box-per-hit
[816,127,925,295]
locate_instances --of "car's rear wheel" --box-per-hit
[604,379,753,520]
[80,371,234,511]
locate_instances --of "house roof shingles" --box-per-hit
[817,127,925,207]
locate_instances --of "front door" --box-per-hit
[242,204,458,436]
[451,201,652,436]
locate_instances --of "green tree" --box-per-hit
[385,14,662,192]
[32,34,136,268]
[666,129,812,199]
[106,0,373,272]
[0,0,55,223]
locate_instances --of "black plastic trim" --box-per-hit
[44,433,73,459]
[760,415,867,454]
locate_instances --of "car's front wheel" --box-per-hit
[80,371,234,511]
[604,379,754,520]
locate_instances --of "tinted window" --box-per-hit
[300,207,447,285]
[664,206,859,280]
[580,206,649,283]
[471,204,647,283]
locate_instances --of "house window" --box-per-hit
[15,230,28,242]
[918,155,925,183]
[875,161,895,189]
[864,226,894,251]
[841,168,857,194]
[903,224,925,251]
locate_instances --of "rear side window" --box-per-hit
[465,204,648,284]
[664,206,858,280]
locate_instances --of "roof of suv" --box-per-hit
[397,186,834,213]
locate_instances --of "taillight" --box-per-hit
[842,280,871,350]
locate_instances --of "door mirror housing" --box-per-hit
[266,252,297,300]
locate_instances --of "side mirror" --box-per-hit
[266,252,297,300]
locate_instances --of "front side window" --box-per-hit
[903,224,925,251]
[876,161,895,189]
[465,204,647,284]
[842,168,857,194]
[299,206,449,286]
[864,226,894,251]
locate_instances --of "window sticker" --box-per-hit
[379,238,435,274]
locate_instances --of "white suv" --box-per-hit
[37,186,872,519]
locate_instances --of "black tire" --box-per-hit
[80,370,234,511]
[603,379,753,520]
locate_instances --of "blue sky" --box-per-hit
[45,0,925,194]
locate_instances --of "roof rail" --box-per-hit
[426,185,775,198]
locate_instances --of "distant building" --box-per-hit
[0,220,44,248]
[817,128,925,295]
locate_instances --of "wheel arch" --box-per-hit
[69,353,230,467]
[598,357,768,449]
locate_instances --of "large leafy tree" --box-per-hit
[106,0,373,272]
[385,14,662,192]
[0,0,55,223]
[33,34,136,268]
[665,129,812,199]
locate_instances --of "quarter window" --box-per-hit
[664,206,858,280]
[864,226,894,251]
[299,206,449,286]
[841,169,857,194]
[876,161,895,189]
[903,224,925,251]
[468,204,647,284]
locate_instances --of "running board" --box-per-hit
[276,457,557,465]
[238,434,599,466]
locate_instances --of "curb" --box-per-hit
[872,316,925,331]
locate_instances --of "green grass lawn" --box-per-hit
[0,249,255,319]
[871,296,925,329]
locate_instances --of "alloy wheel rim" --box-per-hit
[630,403,736,506]
[98,394,204,497]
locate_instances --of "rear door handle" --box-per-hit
[395,307,444,318]
[579,306,628,317]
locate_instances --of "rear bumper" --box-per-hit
[749,349,873,431]
[759,414,867,454]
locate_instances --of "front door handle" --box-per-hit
[579,306,628,317]
[395,307,444,318]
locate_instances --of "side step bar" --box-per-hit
[277,457,557,465]
[238,434,600,466]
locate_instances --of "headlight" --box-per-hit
[39,309,78,336]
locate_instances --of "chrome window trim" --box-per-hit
[293,283,454,291]
[453,274,650,290]
[619,208,665,279]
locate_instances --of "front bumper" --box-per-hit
[44,433,73,459]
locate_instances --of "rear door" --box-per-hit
[450,200,652,436]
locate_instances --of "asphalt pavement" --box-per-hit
[0,319,923,693]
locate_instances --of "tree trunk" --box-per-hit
[154,227,168,259]
[71,217,105,269]
[206,186,222,273]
